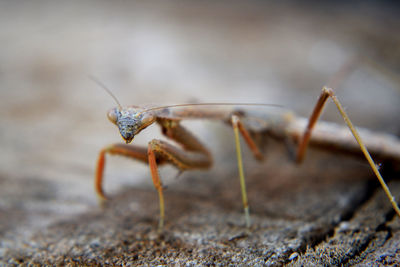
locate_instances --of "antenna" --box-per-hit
[143,102,283,113]
[89,75,122,109]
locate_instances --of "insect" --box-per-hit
[92,78,400,232]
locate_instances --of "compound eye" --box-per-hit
[107,108,118,124]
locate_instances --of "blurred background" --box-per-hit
[1,0,400,247]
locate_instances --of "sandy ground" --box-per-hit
[1,1,400,265]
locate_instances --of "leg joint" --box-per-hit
[322,86,334,96]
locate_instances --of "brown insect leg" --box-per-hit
[147,142,165,232]
[231,114,268,227]
[234,116,264,161]
[156,118,213,169]
[296,87,400,218]
[95,147,107,202]
[231,115,251,228]
[204,112,269,228]
[145,120,214,231]
[95,144,153,202]
[296,88,330,163]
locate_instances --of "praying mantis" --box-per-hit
[93,79,400,232]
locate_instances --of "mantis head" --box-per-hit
[107,107,156,144]
[89,76,157,144]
